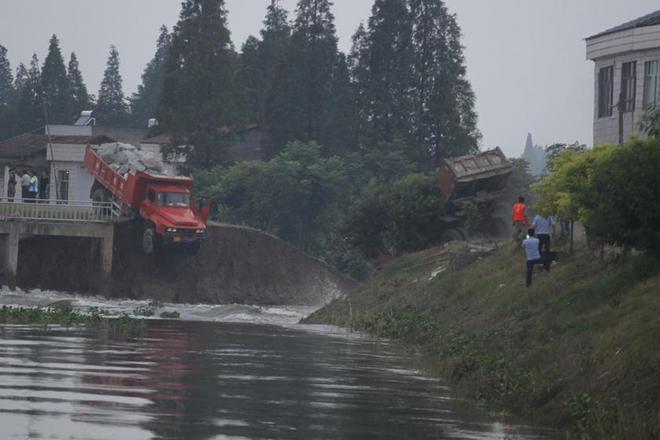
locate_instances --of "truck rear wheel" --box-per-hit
[142,226,157,255]
[441,228,466,244]
[92,187,113,217]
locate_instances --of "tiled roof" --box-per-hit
[142,133,172,145]
[588,9,660,40]
[0,134,115,159]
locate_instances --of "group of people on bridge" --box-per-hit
[6,170,49,203]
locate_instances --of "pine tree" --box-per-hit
[131,25,170,128]
[14,54,43,133]
[67,52,93,117]
[161,0,245,167]
[41,35,74,124]
[13,63,28,105]
[96,46,128,126]
[410,0,479,162]
[269,0,344,152]
[326,53,357,155]
[0,45,12,108]
[238,35,261,122]
[352,0,415,152]
[0,44,13,140]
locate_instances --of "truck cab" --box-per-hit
[140,184,208,254]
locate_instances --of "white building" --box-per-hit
[0,133,113,202]
[587,10,660,146]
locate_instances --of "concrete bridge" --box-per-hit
[0,200,115,288]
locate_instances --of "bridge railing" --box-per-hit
[0,200,115,223]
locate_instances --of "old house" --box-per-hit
[0,133,113,202]
[587,10,660,145]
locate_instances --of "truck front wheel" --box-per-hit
[142,226,157,255]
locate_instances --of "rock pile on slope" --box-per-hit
[95,142,165,175]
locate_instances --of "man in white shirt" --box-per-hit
[532,214,554,255]
[20,171,30,201]
[523,228,550,287]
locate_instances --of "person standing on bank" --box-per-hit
[523,228,550,288]
[532,212,554,255]
[512,197,529,240]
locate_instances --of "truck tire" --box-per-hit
[142,226,157,255]
[91,187,112,217]
[441,228,465,244]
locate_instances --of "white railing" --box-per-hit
[0,200,116,223]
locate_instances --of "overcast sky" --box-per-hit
[1,0,659,157]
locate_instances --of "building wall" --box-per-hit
[588,25,660,146]
[49,161,94,202]
[592,49,660,145]
[46,125,92,137]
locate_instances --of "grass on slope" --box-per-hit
[305,241,660,439]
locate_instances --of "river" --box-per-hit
[0,288,555,440]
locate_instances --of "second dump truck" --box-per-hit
[84,145,209,255]
[436,147,513,241]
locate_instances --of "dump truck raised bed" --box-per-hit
[84,145,209,255]
[437,147,513,242]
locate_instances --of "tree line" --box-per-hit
[1,0,480,170]
[0,0,485,277]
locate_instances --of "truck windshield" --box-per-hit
[157,192,190,207]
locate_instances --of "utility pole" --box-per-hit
[618,92,625,146]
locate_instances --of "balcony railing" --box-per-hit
[0,200,117,223]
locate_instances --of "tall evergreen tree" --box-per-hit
[67,52,93,117]
[161,0,245,167]
[96,45,128,126]
[41,35,74,124]
[0,44,13,140]
[410,0,479,162]
[258,0,290,122]
[352,0,415,152]
[14,54,43,133]
[0,45,12,108]
[269,0,344,152]
[238,35,261,122]
[13,63,28,93]
[131,25,170,128]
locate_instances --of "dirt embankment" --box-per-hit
[307,240,660,438]
[15,222,355,305]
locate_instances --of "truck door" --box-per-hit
[141,187,158,219]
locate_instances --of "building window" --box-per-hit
[57,170,70,202]
[643,60,659,109]
[620,61,637,112]
[598,66,614,118]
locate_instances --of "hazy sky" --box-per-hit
[1,0,659,157]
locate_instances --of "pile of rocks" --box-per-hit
[95,142,165,176]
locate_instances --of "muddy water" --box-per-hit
[0,291,555,440]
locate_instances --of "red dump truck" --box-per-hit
[84,146,209,255]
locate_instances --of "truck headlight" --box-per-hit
[166,228,177,233]
[196,229,206,234]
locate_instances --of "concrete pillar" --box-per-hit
[100,236,113,277]
[2,228,20,289]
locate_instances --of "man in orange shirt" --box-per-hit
[512,196,528,240]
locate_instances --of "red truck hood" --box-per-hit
[156,207,206,229]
